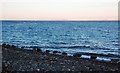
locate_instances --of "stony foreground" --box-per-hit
[1,45,120,73]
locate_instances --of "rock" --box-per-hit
[63,66,65,68]
[53,51,58,54]
[89,69,92,71]
[21,46,25,49]
[2,43,6,47]
[45,50,50,53]
[37,48,42,52]
[86,66,90,70]
[11,45,16,48]
[67,68,71,71]
[60,63,64,65]
[62,52,67,56]
[90,56,97,59]
[3,60,6,63]
[32,47,37,53]
[6,44,11,48]
[73,53,82,57]
[33,58,39,62]
[111,59,119,63]
[58,51,61,53]
[2,43,120,71]
[72,66,75,69]
[7,61,10,65]
[36,69,40,71]
[117,60,120,64]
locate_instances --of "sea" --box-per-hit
[1,20,120,60]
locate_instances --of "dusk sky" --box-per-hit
[0,0,119,20]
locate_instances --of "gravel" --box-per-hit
[2,46,120,72]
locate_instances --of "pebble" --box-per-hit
[63,66,66,68]
[2,44,120,71]
[111,69,116,71]
[72,66,75,69]
[4,63,8,67]
[89,69,92,71]
[3,60,6,63]
[86,66,90,70]
[37,69,40,71]
[75,61,79,63]
[60,62,64,65]
[29,62,32,64]
[67,68,71,71]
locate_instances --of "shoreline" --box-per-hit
[2,44,120,72]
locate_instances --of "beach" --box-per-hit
[1,0,119,72]
[2,44,120,72]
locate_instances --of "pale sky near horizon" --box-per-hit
[0,0,119,20]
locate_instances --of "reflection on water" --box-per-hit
[2,21,119,57]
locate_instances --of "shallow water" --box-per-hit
[2,20,119,58]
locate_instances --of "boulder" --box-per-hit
[46,50,50,53]
[73,53,82,57]
[62,52,67,56]
[2,43,6,48]
[111,59,119,63]
[53,51,58,54]
[32,46,41,53]
[90,56,97,59]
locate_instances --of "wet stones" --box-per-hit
[45,50,51,56]
[62,52,67,59]
[3,44,120,72]
[53,51,58,54]
[21,46,25,49]
[33,58,39,62]
[32,47,41,53]
[2,64,9,73]
[62,52,67,56]
[11,45,16,48]
[5,44,10,48]
[37,48,42,52]
[90,56,97,60]
[117,60,120,64]
[73,53,82,58]
[33,48,37,53]
[2,43,6,48]
[111,59,119,63]
[2,43,17,49]
[45,50,50,53]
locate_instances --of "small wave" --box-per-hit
[40,45,91,49]
[73,52,120,58]
[50,41,67,45]
[39,45,111,51]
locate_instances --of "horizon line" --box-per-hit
[0,19,119,22]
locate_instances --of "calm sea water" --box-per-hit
[2,21,119,58]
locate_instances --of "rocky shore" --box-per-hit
[1,44,120,73]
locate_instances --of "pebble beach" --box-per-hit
[1,44,120,73]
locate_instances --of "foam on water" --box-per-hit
[96,57,111,62]
[81,55,91,59]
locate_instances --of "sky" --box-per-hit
[0,0,119,20]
